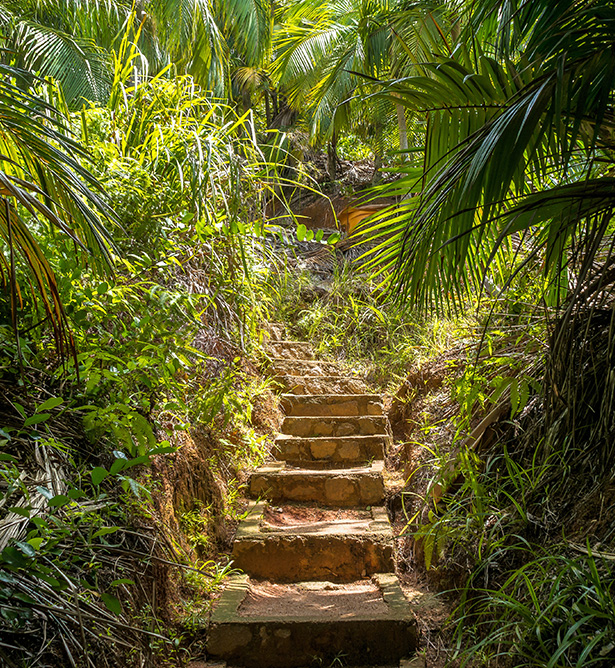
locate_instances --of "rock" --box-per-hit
[324,477,357,504]
[310,439,337,459]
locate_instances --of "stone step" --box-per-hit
[281,393,383,417]
[267,340,315,360]
[195,662,413,668]
[195,663,415,668]
[207,573,418,668]
[232,501,394,582]
[274,434,388,466]
[270,358,341,376]
[281,415,388,438]
[249,461,385,507]
[274,375,369,395]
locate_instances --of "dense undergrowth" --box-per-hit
[269,253,615,668]
[267,258,469,391]
[0,60,308,666]
[2,2,615,667]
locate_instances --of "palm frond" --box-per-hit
[220,0,272,66]
[272,0,395,142]
[11,20,112,106]
[0,66,116,355]
[360,16,615,310]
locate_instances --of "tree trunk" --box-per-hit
[372,152,383,184]
[327,131,338,181]
[264,91,271,127]
[396,102,408,157]
[372,123,383,184]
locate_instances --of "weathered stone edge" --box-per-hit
[210,573,417,624]
[234,500,393,539]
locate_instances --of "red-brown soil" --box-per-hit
[263,504,370,527]
[238,580,389,619]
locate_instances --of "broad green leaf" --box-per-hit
[91,467,108,486]
[13,403,26,419]
[296,223,307,241]
[101,592,122,615]
[111,579,135,587]
[36,397,64,412]
[48,495,70,507]
[27,538,44,551]
[24,414,51,427]
[1,546,29,568]
[15,541,36,558]
[37,573,64,589]
[7,507,31,518]
[36,486,53,501]
[109,458,127,475]
[147,444,177,455]
[93,527,120,538]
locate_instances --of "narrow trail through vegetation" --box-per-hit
[3,2,615,666]
[207,331,426,667]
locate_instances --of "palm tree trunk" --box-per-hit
[372,123,384,184]
[328,131,338,181]
[372,152,383,184]
[264,91,271,127]
[396,102,408,157]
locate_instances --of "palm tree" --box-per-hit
[0,66,116,356]
[364,0,615,308]
[272,0,398,178]
[0,0,273,106]
[274,0,391,132]
[272,0,454,174]
[360,0,615,473]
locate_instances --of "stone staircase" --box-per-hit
[207,338,418,667]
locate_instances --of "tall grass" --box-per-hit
[267,257,469,388]
[454,549,615,667]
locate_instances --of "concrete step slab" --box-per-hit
[207,573,418,667]
[273,375,369,395]
[267,341,315,360]
[232,501,394,582]
[281,394,383,417]
[274,435,388,466]
[249,461,385,507]
[281,415,389,438]
[270,358,341,376]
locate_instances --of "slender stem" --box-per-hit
[5,197,23,374]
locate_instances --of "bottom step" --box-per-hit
[195,663,421,668]
[207,574,418,667]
